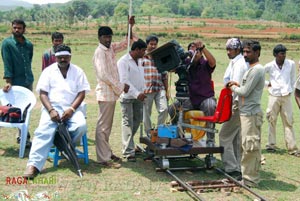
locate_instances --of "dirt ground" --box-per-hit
[136,17,300,39]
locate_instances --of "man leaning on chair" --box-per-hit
[1,19,34,148]
[23,44,90,179]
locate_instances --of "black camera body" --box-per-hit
[146,40,192,98]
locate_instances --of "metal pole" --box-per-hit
[127,0,132,52]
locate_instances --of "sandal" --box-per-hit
[289,151,300,157]
[111,154,122,162]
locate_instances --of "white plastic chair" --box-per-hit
[0,86,36,158]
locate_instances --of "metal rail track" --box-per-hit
[151,156,267,201]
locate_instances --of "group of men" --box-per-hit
[1,19,300,188]
[222,38,300,188]
[1,19,91,179]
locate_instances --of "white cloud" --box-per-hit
[21,0,71,5]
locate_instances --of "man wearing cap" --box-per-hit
[265,44,299,156]
[23,44,90,179]
[219,38,248,180]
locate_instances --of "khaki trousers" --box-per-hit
[219,101,241,173]
[266,94,298,152]
[95,101,116,163]
[240,113,263,185]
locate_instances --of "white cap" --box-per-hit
[55,51,71,56]
[226,38,241,49]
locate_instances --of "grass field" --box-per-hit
[0,17,300,200]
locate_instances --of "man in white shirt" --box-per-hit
[219,38,248,180]
[117,39,147,162]
[296,59,300,111]
[265,44,299,156]
[23,44,90,179]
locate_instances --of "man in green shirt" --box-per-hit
[1,19,34,148]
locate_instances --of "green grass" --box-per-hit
[0,24,300,201]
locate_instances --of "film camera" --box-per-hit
[146,40,195,98]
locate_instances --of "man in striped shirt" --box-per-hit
[143,35,169,135]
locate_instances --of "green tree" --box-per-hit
[91,1,116,18]
[72,0,91,20]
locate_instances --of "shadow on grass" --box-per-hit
[261,148,287,155]
[0,147,30,158]
[259,169,298,192]
[43,158,103,177]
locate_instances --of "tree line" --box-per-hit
[0,0,299,27]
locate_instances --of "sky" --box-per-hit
[21,0,71,5]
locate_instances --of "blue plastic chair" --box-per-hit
[0,86,36,158]
[48,102,89,167]
[48,133,89,167]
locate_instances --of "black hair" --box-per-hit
[146,35,158,44]
[242,39,261,52]
[55,44,71,54]
[12,19,26,29]
[131,39,147,51]
[98,26,113,37]
[273,44,287,56]
[52,32,64,41]
[188,42,196,50]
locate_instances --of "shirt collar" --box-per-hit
[99,42,109,51]
[232,54,243,64]
[11,35,29,46]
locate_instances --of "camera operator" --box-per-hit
[169,40,217,147]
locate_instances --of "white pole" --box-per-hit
[127,0,132,52]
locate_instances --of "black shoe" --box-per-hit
[227,171,242,181]
[127,156,136,162]
[266,147,276,153]
[111,154,122,162]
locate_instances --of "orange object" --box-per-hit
[150,129,158,143]
[184,110,206,141]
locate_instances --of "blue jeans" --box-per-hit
[27,106,86,171]
[120,98,143,157]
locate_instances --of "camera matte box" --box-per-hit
[146,42,180,73]
[158,124,179,139]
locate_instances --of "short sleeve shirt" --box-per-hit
[36,63,90,110]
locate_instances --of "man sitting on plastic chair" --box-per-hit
[23,44,90,179]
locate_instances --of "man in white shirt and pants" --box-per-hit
[117,39,147,162]
[219,38,248,179]
[265,44,299,156]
